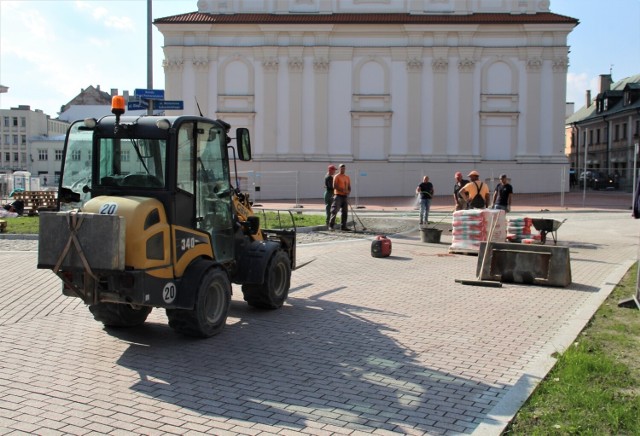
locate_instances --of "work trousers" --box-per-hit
[329,195,348,228]
[419,198,431,224]
[324,190,333,225]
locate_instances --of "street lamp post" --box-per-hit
[633,142,638,210]
[582,139,588,207]
[147,0,153,116]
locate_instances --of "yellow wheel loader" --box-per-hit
[38,97,296,338]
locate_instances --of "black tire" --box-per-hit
[242,250,291,309]
[89,303,151,327]
[166,268,231,338]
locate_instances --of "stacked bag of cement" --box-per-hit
[506,217,542,244]
[449,209,506,252]
[506,217,533,242]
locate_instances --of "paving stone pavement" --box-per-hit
[0,210,637,435]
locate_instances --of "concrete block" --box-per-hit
[476,242,571,287]
[38,212,125,271]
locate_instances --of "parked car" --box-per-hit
[579,171,618,190]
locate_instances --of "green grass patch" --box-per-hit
[0,212,328,235]
[256,210,332,229]
[0,216,39,234]
[505,263,640,435]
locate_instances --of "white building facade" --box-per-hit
[0,106,67,172]
[0,106,48,172]
[0,106,68,194]
[156,0,577,199]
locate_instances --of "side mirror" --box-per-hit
[236,128,251,161]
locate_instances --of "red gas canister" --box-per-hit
[371,235,392,258]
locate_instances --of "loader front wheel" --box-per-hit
[89,303,151,327]
[242,250,291,309]
[167,268,231,338]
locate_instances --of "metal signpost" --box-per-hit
[633,142,638,211]
[634,142,640,309]
[582,141,588,207]
[619,141,640,310]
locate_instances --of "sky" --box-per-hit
[0,0,639,117]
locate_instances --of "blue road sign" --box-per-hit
[127,100,148,110]
[133,88,165,100]
[156,100,184,110]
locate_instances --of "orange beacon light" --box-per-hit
[111,95,126,115]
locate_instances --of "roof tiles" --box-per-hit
[155,12,578,25]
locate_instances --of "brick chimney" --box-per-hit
[599,74,612,93]
[586,90,591,107]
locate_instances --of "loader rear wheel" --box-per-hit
[166,268,231,338]
[242,250,291,309]
[89,303,151,327]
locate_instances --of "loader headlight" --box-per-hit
[156,119,171,130]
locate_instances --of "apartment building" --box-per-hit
[0,105,70,186]
[566,73,640,190]
[0,106,47,172]
[29,133,66,187]
[0,85,140,186]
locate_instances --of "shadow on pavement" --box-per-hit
[112,294,503,434]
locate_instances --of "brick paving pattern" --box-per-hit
[0,210,637,435]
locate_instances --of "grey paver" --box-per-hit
[0,210,637,435]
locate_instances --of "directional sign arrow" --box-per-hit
[127,101,148,110]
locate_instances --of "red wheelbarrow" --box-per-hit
[531,218,566,245]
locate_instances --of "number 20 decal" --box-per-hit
[163,282,177,304]
[99,203,118,215]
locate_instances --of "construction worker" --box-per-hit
[329,164,351,230]
[459,170,490,209]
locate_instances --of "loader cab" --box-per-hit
[58,112,252,265]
